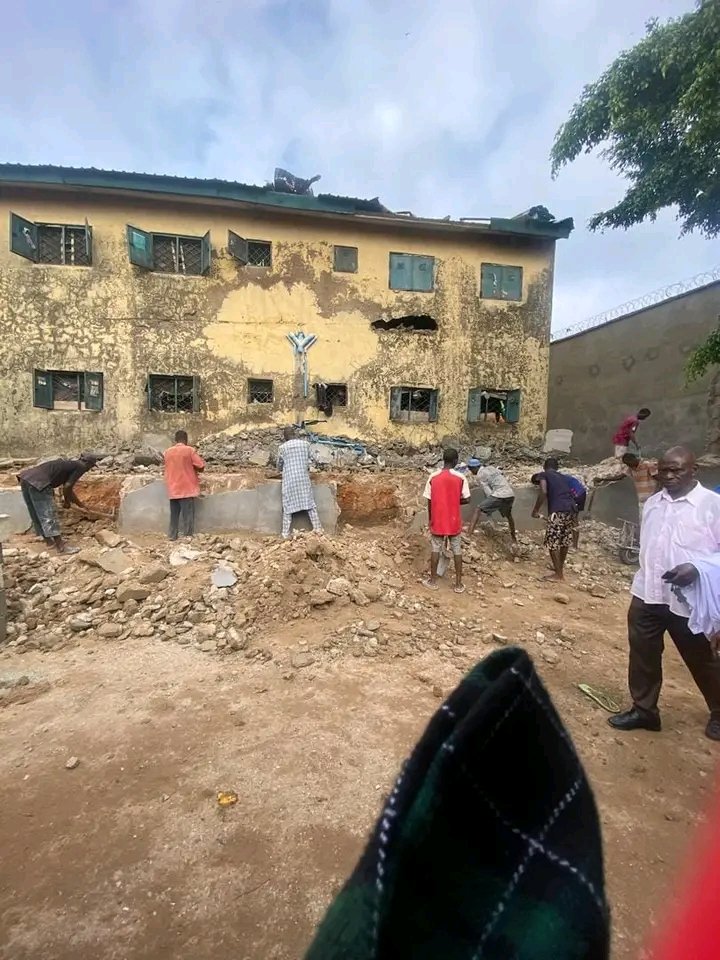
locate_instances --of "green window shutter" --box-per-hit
[33,369,53,409]
[201,231,212,275]
[127,225,154,269]
[481,263,499,298]
[10,212,39,262]
[467,387,482,423]
[333,245,358,272]
[481,263,523,300]
[389,387,403,420]
[412,256,435,292]
[84,371,104,411]
[428,390,439,422]
[192,376,201,413]
[84,218,93,265]
[389,253,412,291]
[228,230,249,264]
[501,266,522,300]
[506,389,521,423]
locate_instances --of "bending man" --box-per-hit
[277,426,323,538]
[17,452,102,554]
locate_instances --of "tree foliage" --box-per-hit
[551,0,720,236]
[686,323,720,382]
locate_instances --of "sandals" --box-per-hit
[578,683,621,713]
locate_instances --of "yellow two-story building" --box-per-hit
[0,164,572,457]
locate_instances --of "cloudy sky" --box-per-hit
[1,0,716,332]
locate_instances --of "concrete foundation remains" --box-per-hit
[117,480,339,535]
[0,490,32,535]
[543,429,573,454]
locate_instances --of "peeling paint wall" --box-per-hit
[0,186,557,456]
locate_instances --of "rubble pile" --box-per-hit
[1,510,633,669]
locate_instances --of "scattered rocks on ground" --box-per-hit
[98,622,123,639]
[95,529,123,549]
[65,756,80,770]
[554,592,570,605]
[291,651,315,669]
[326,577,351,597]
[211,564,238,588]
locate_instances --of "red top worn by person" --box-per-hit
[612,407,651,457]
[424,464,470,536]
[163,433,206,499]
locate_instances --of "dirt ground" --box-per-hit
[0,524,717,959]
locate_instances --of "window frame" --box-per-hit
[333,245,358,273]
[389,386,439,423]
[246,239,272,268]
[126,225,211,275]
[467,387,521,424]
[325,382,348,407]
[247,378,274,405]
[11,213,92,266]
[32,369,103,411]
[388,252,435,292]
[480,263,523,301]
[147,373,201,413]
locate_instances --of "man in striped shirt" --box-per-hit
[622,452,658,520]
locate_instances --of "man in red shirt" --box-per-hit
[612,407,651,457]
[163,430,206,540]
[422,448,471,593]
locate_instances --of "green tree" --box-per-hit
[551,0,720,236]
[686,322,720,454]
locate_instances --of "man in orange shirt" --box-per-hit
[163,430,205,540]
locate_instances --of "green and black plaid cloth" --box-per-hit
[305,647,609,960]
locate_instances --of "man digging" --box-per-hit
[17,452,102,554]
[277,426,323,538]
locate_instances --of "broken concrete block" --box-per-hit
[247,448,270,467]
[97,548,133,576]
[95,529,122,549]
[211,564,238,588]
[309,589,334,607]
[140,565,170,585]
[326,577,352,597]
[169,546,202,566]
[116,582,151,603]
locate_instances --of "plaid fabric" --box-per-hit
[305,647,609,960]
[278,439,317,513]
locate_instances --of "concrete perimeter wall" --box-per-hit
[549,282,720,462]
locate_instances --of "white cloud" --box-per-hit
[0,0,715,331]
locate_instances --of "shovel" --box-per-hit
[436,540,452,577]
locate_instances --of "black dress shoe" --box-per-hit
[608,708,661,732]
[705,718,720,741]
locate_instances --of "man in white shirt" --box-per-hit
[466,460,517,543]
[609,446,720,741]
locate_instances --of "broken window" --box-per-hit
[372,315,438,332]
[227,233,272,267]
[126,226,211,275]
[147,374,200,413]
[11,213,92,266]
[333,245,358,273]
[467,388,521,424]
[389,386,439,423]
[325,383,347,407]
[480,263,523,301]
[389,253,435,292]
[33,369,103,411]
[248,378,274,404]
[247,240,272,267]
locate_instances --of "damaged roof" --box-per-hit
[0,163,573,240]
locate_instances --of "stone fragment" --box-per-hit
[65,756,80,770]
[291,651,315,669]
[195,623,217,640]
[590,586,608,599]
[199,640,217,653]
[247,448,270,467]
[68,615,93,632]
[309,589,334,607]
[98,622,123,638]
[212,564,238,588]
[326,577,352,597]
[541,648,560,665]
[169,546,202,567]
[134,621,155,638]
[116,582,151,603]
[95,530,122,549]
[358,580,383,601]
[553,593,570,605]
[140,565,170,585]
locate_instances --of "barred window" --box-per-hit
[326,383,347,407]
[247,240,272,267]
[248,378,274,404]
[389,386,439,423]
[10,213,92,266]
[33,369,103,411]
[153,235,203,275]
[148,374,199,413]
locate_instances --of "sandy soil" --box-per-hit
[1,534,717,959]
